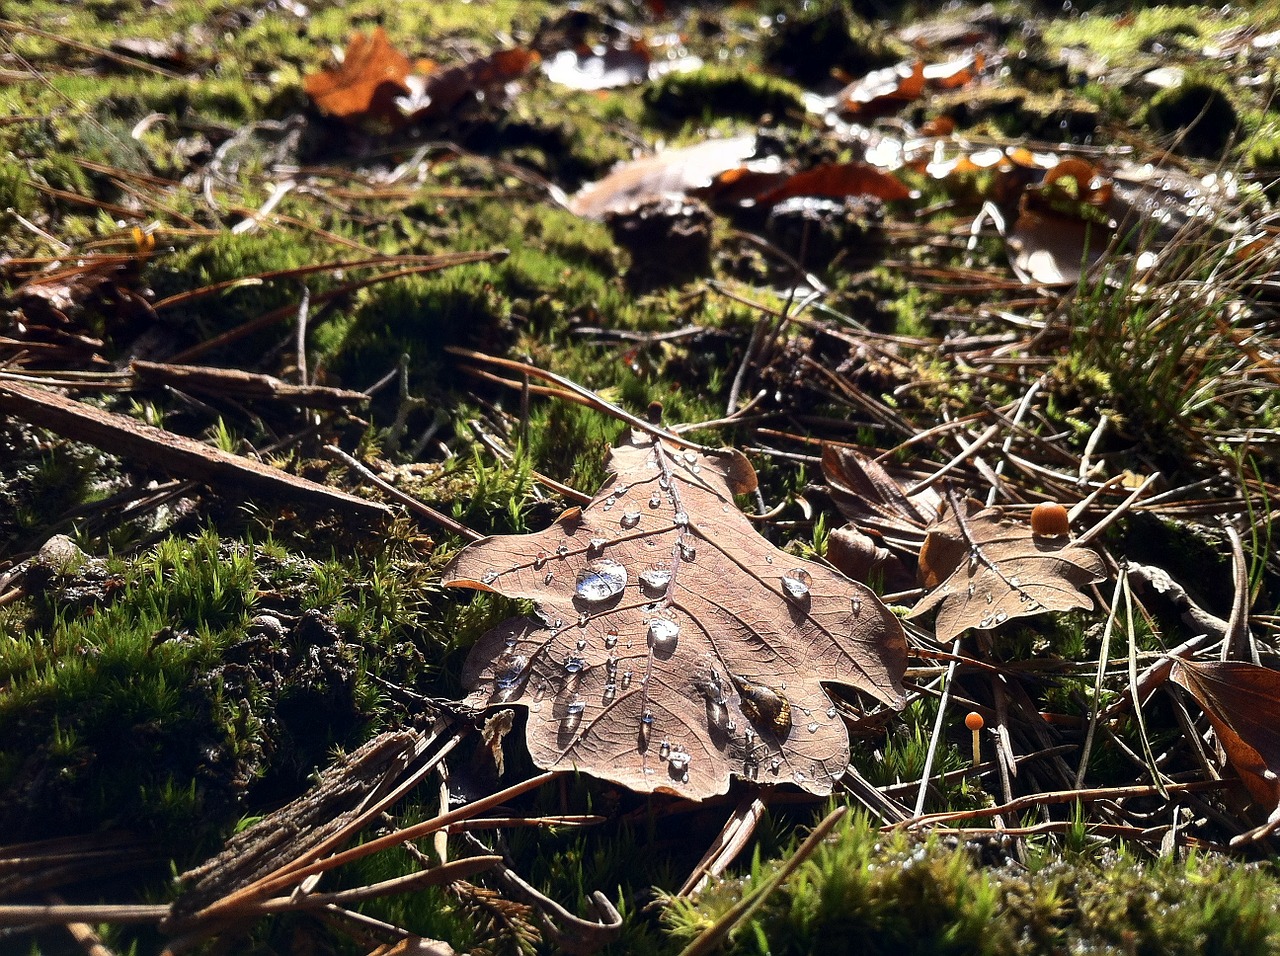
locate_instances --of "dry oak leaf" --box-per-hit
[304,28,415,126]
[444,430,908,799]
[1169,660,1280,840]
[907,502,1106,641]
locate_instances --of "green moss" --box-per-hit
[644,66,806,125]
[664,810,1280,956]
[1145,78,1239,158]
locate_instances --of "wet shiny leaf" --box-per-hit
[444,430,907,799]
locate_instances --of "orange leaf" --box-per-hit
[304,28,412,126]
[835,60,925,119]
[755,162,910,205]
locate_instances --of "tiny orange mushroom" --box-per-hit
[1030,501,1071,538]
[964,711,984,767]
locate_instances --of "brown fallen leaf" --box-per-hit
[821,443,939,557]
[569,136,761,218]
[754,162,911,205]
[304,30,537,128]
[401,47,539,121]
[1007,208,1108,285]
[1007,158,1115,285]
[304,28,415,127]
[833,60,925,119]
[1169,660,1280,841]
[922,50,986,90]
[444,429,908,799]
[907,499,1106,641]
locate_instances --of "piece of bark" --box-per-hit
[0,380,388,517]
[131,361,369,410]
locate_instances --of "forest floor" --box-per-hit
[3,1,1280,953]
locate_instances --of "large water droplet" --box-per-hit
[647,618,680,652]
[588,538,607,556]
[622,670,633,688]
[781,568,812,601]
[649,492,662,509]
[574,559,628,604]
[707,698,728,733]
[602,682,617,702]
[673,511,689,527]
[679,541,697,561]
[534,551,547,570]
[564,655,587,674]
[557,544,570,559]
[851,596,862,614]
[807,722,819,734]
[620,511,640,529]
[493,651,528,700]
[668,750,690,772]
[560,699,585,734]
[604,630,619,649]
[639,567,672,593]
[659,740,671,759]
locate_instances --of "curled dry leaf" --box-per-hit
[821,443,940,557]
[304,30,537,128]
[1007,210,1107,285]
[753,162,910,205]
[444,430,908,799]
[1007,158,1114,285]
[542,37,701,91]
[569,136,762,218]
[400,47,539,121]
[833,60,926,119]
[907,500,1106,642]
[1169,660,1280,839]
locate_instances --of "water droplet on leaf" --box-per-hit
[639,567,672,593]
[647,618,680,652]
[781,568,812,601]
[574,559,628,603]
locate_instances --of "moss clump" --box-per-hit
[665,810,1280,956]
[760,3,898,86]
[644,66,806,124]
[1146,78,1239,158]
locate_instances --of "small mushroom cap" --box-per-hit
[1030,501,1070,538]
[964,711,985,731]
